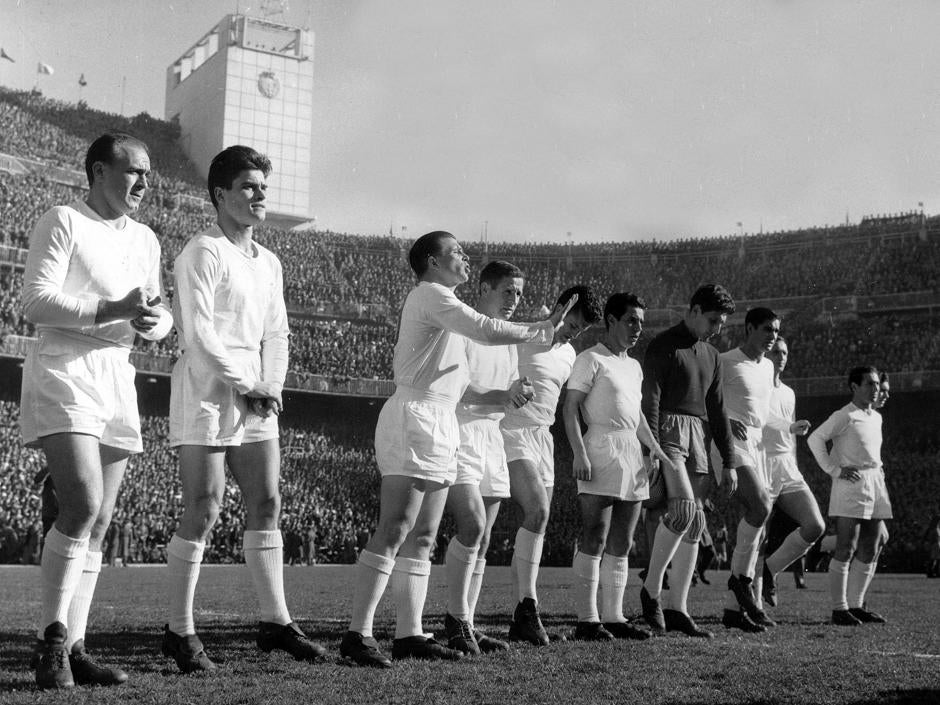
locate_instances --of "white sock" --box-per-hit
[514,528,544,603]
[39,527,89,639]
[167,534,205,636]
[244,530,291,625]
[665,539,698,614]
[766,529,814,577]
[66,550,102,649]
[348,550,395,638]
[829,558,850,611]
[644,521,684,599]
[599,553,629,623]
[391,557,431,639]
[445,538,479,620]
[730,519,763,578]
[847,558,877,609]
[571,551,601,622]
[467,558,487,629]
[753,559,764,610]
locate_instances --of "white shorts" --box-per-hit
[373,388,459,485]
[766,453,810,500]
[502,423,555,488]
[454,417,510,498]
[20,332,142,453]
[729,424,769,488]
[169,351,279,447]
[829,468,893,520]
[576,427,649,501]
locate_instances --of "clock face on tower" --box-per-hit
[257,71,280,99]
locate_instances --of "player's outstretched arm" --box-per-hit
[426,286,554,346]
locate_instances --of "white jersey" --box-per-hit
[456,338,518,421]
[764,381,796,457]
[392,282,553,405]
[22,200,168,348]
[502,341,576,429]
[567,343,642,431]
[719,348,785,430]
[808,402,883,479]
[173,225,289,395]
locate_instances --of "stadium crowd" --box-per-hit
[1,87,938,577]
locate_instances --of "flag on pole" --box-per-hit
[0,48,14,62]
[78,73,87,87]
[37,62,54,75]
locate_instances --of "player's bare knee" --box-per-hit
[455,518,485,548]
[523,502,550,533]
[248,493,281,524]
[802,517,825,543]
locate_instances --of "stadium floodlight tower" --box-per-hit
[165,13,314,226]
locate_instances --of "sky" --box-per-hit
[3,0,940,243]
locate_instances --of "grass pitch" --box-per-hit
[1,565,937,704]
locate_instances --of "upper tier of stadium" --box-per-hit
[2,86,939,396]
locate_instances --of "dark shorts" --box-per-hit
[659,413,712,476]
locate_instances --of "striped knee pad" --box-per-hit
[661,498,696,535]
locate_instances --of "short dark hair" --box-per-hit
[774,334,787,345]
[408,231,456,276]
[479,260,524,289]
[208,145,272,208]
[604,292,646,330]
[556,285,603,324]
[689,284,736,315]
[745,307,778,331]
[879,370,890,384]
[85,132,149,186]
[848,365,879,388]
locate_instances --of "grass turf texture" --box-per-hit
[1,565,937,704]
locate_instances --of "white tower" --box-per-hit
[165,14,314,223]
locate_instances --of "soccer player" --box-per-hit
[808,366,892,626]
[758,336,825,608]
[639,284,736,639]
[163,146,324,672]
[340,232,576,667]
[443,260,533,655]
[564,293,671,641]
[21,132,171,689]
[501,284,602,645]
[718,307,793,631]
[871,372,891,567]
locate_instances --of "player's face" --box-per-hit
[555,308,589,345]
[851,372,881,408]
[216,169,268,227]
[96,144,150,217]
[874,380,890,409]
[767,339,789,374]
[747,318,780,353]
[480,276,524,320]
[688,306,727,341]
[608,306,644,351]
[430,237,470,286]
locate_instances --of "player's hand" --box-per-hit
[644,455,661,484]
[99,286,151,323]
[548,294,579,330]
[725,467,738,495]
[247,382,282,411]
[573,452,591,481]
[506,377,535,408]
[249,396,282,418]
[790,419,812,436]
[729,418,748,441]
[839,466,861,482]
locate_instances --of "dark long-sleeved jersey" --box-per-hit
[641,320,734,467]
